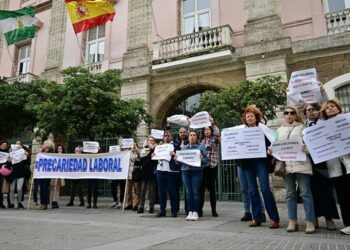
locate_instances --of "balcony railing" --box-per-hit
[326,8,350,35]
[6,72,38,84]
[153,25,234,62]
[85,61,103,73]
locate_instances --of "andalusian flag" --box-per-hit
[0,6,38,46]
[65,0,115,34]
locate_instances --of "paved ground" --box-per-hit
[0,198,349,250]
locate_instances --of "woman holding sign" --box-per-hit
[320,99,350,235]
[177,130,208,221]
[238,105,280,228]
[269,106,315,233]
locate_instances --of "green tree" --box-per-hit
[26,67,153,140]
[0,79,38,140]
[199,75,287,129]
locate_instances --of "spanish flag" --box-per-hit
[65,0,115,33]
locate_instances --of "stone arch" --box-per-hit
[324,73,350,99]
[152,81,221,127]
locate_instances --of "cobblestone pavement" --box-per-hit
[0,198,348,250]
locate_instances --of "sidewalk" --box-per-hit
[0,197,348,250]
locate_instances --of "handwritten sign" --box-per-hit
[303,113,350,164]
[122,139,134,149]
[271,139,306,161]
[189,111,211,129]
[151,129,164,139]
[10,148,27,164]
[167,114,189,127]
[221,127,266,160]
[0,152,9,164]
[287,68,322,105]
[109,145,120,153]
[83,141,100,153]
[152,144,174,161]
[176,150,201,167]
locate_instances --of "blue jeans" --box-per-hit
[283,173,315,222]
[245,160,279,221]
[237,165,250,212]
[157,171,180,214]
[182,170,203,212]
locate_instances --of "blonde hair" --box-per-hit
[284,106,303,123]
[320,99,342,120]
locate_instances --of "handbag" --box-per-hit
[273,125,296,177]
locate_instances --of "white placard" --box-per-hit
[0,152,9,164]
[122,138,134,149]
[189,111,211,129]
[303,113,350,164]
[11,144,21,151]
[151,129,164,139]
[258,123,277,143]
[271,139,307,161]
[9,148,27,164]
[221,127,267,160]
[167,114,189,127]
[83,141,99,153]
[176,149,201,167]
[152,144,174,161]
[287,68,322,105]
[109,145,120,153]
[33,151,131,179]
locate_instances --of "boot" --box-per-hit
[287,220,298,232]
[241,212,252,222]
[305,221,316,234]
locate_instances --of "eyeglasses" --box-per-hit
[284,111,296,116]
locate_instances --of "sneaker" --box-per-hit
[326,219,336,231]
[305,221,316,234]
[340,226,350,235]
[241,212,252,222]
[186,212,193,221]
[192,212,199,221]
[116,203,122,209]
[111,202,119,209]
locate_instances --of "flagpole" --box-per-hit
[74,33,86,64]
[0,26,19,80]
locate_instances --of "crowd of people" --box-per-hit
[0,96,349,235]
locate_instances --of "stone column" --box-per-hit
[242,0,290,81]
[121,0,152,142]
[41,0,67,82]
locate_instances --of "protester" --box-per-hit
[138,136,158,214]
[155,131,180,218]
[38,140,55,210]
[269,106,315,233]
[124,143,141,211]
[0,141,11,208]
[177,130,207,221]
[304,103,339,230]
[199,119,220,217]
[8,141,29,209]
[110,179,126,209]
[237,105,280,228]
[66,146,85,207]
[320,99,350,235]
[50,144,65,209]
[86,146,100,209]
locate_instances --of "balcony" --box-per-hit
[85,61,103,74]
[6,72,38,84]
[152,25,234,69]
[326,8,350,35]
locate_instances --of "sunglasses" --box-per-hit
[284,111,296,116]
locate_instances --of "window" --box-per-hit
[17,44,31,74]
[335,83,350,113]
[182,0,210,34]
[324,0,350,13]
[86,25,105,64]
